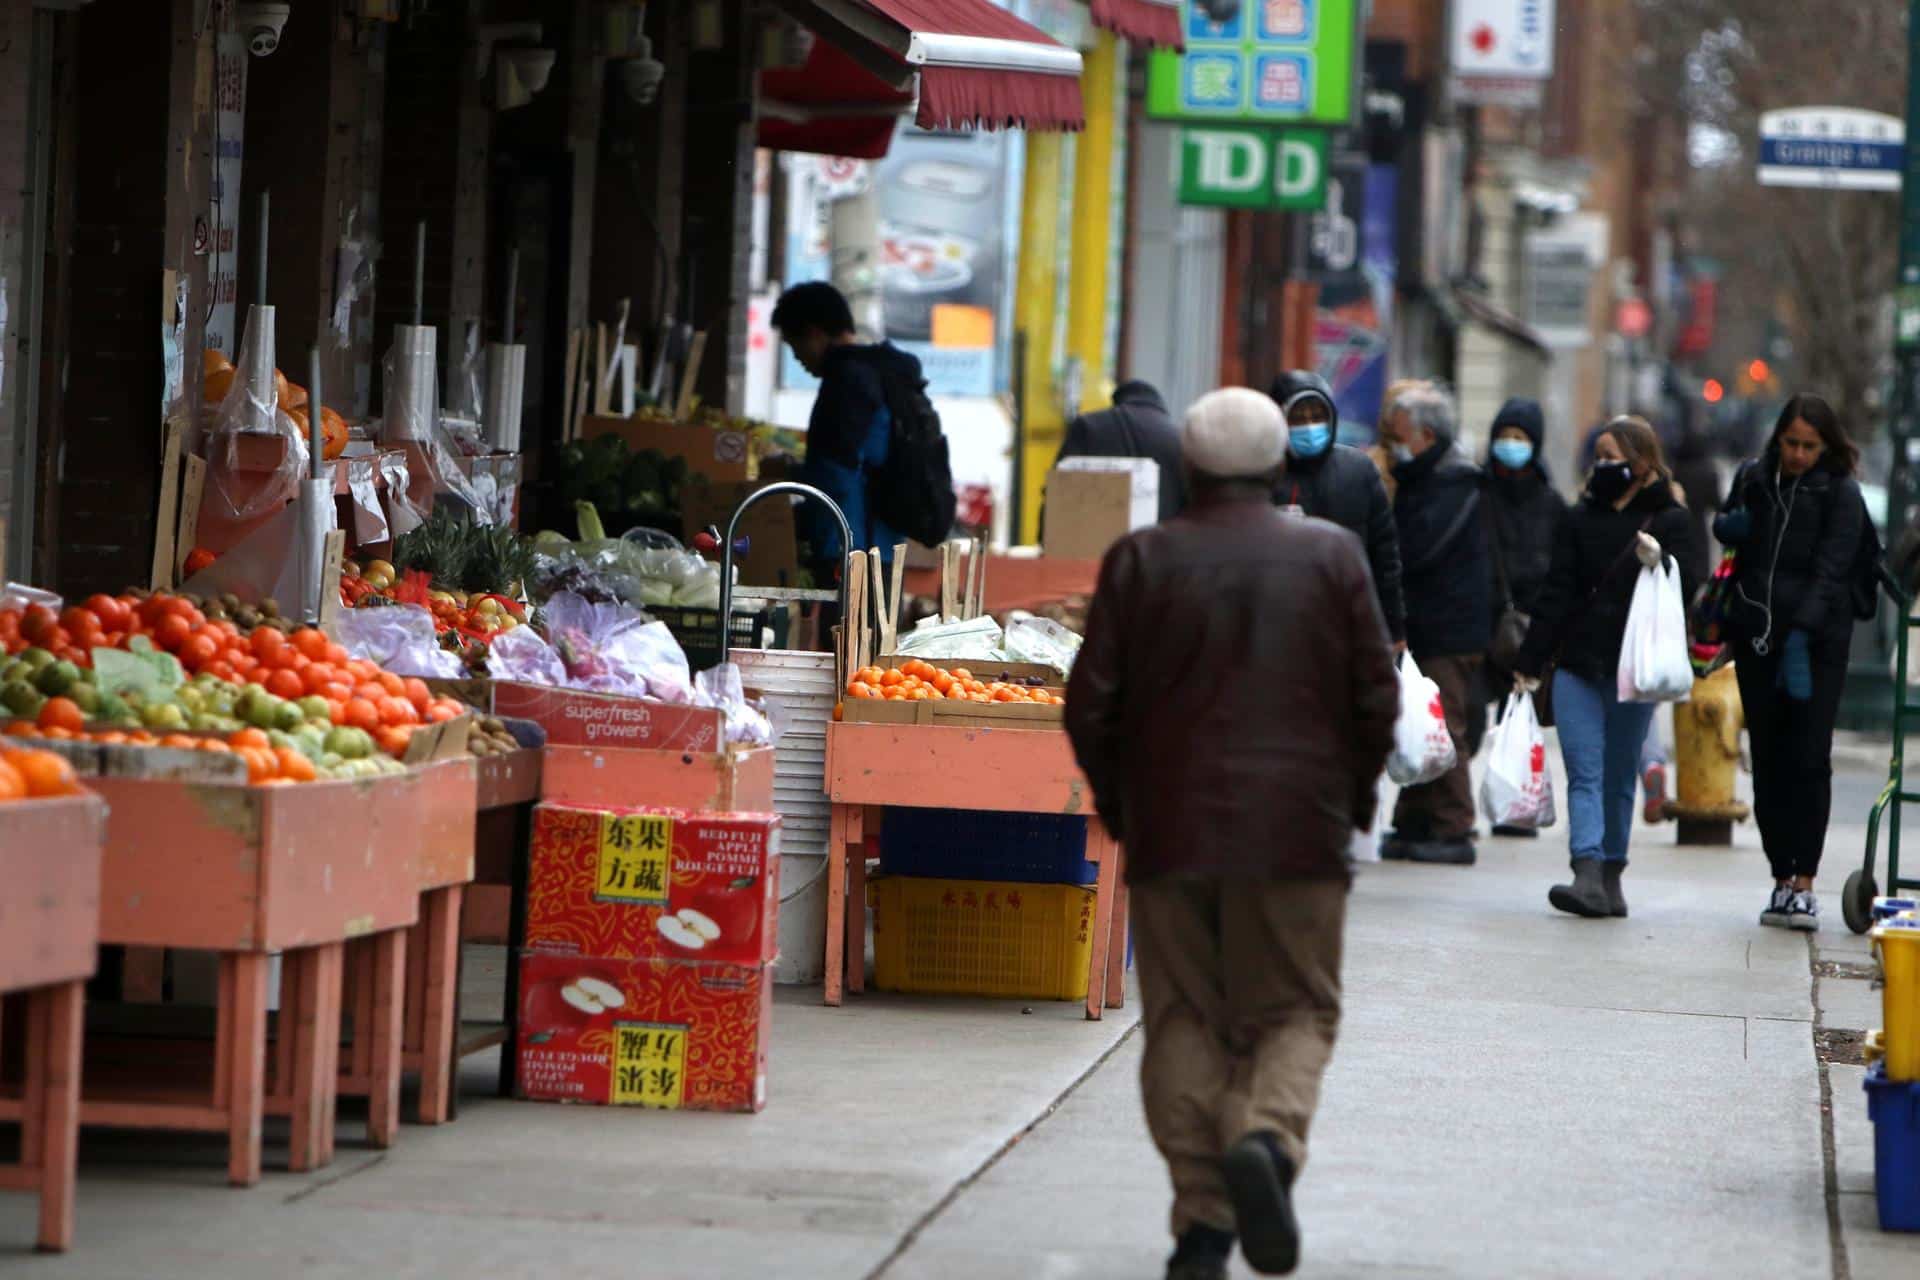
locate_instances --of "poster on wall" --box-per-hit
[780,124,1013,400]
[206,28,248,357]
[1300,160,1396,435]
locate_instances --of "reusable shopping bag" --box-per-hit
[1387,654,1457,786]
[1479,691,1556,830]
[1618,560,1694,703]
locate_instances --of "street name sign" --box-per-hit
[1176,126,1329,210]
[1757,106,1904,191]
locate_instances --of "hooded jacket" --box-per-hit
[1392,431,1492,659]
[1055,380,1187,521]
[1268,371,1406,641]
[1483,398,1568,640]
[799,342,924,563]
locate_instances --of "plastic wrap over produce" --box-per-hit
[696,662,774,747]
[543,590,696,703]
[377,451,428,539]
[528,535,723,611]
[204,307,311,521]
[380,333,492,522]
[1002,614,1082,675]
[894,614,1005,662]
[326,603,465,678]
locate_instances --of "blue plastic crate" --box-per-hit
[1865,1065,1920,1232]
[879,808,1096,885]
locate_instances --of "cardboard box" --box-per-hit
[516,952,771,1112]
[678,477,802,589]
[1042,458,1161,561]
[431,680,729,752]
[525,804,782,965]
[580,414,752,483]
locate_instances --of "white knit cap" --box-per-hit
[1181,387,1287,479]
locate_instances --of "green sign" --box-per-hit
[1147,0,1358,126]
[1176,127,1328,210]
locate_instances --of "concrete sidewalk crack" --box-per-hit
[282,1153,387,1205]
[865,1020,1143,1279]
[1808,935,1851,1280]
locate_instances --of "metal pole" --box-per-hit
[256,190,270,308]
[309,347,324,478]
[503,248,519,342]
[1889,0,1920,540]
[413,219,427,328]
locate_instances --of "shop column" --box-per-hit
[1014,133,1064,546]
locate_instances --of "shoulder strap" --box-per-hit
[1482,493,1513,608]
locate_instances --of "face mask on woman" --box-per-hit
[1492,439,1534,470]
[1288,425,1331,458]
[1589,460,1635,503]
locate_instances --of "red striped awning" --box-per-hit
[1089,0,1182,49]
[761,0,1084,157]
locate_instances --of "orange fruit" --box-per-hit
[250,627,286,661]
[402,677,430,714]
[5,748,79,798]
[275,748,317,783]
[265,668,305,700]
[229,727,270,750]
[343,697,381,732]
[847,681,875,699]
[37,697,85,734]
[0,759,24,801]
[378,696,417,727]
[879,669,905,688]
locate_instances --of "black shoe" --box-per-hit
[1379,834,1413,861]
[1166,1224,1235,1280]
[1403,838,1477,866]
[1221,1132,1301,1275]
[1491,824,1539,839]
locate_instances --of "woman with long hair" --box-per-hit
[1714,394,1867,931]
[1513,416,1696,918]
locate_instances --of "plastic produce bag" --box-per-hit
[1387,654,1457,786]
[204,307,310,521]
[1617,561,1693,703]
[1003,613,1083,676]
[895,614,1005,662]
[542,590,696,703]
[1479,692,1556,830]
[487,625,569,686]
[695,662,775,747]
[325,603,465,678]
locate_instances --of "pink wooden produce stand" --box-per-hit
[823,722,1127,1020]
[0,793,107,1252]
[83,773,422,1185]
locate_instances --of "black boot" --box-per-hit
[1602,862,1628,918]
[1222,1132,1301,1275]
[1165,1224,1235,1280]
[1548,859,1611,918]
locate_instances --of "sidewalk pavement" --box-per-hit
[5,741,1920,1278]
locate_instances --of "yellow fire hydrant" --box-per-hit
[1666,662,1750,844]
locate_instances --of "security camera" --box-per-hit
[618,40,665,106]
[500,47,557,95]
[238,3,290,57]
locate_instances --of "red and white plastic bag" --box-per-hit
[1387,654,1457,786]
[1479,691,1557,830]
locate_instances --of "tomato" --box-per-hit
[265,668,305,700]
[250,627,287,662]
[291,628,330,661]
[343,697,381,731]
[19,604,57,646]
[178,633,220,671]
[153,614,193,652]
[377,696,416,727]
[84,594,131,630]
[402,677,430,713]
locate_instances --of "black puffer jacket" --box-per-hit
[1270,371,1406,641]
[1515,480,1696,687]
[1718,455,1865,663]
[1393,442,1492,659]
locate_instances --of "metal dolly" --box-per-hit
[1849,570,1920,931]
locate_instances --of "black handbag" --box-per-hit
[1485,508,1530,673]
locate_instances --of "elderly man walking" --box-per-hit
[1066,388,1400,1279]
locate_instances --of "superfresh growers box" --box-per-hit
[525,803,781,966]
[488,682,727,751]
[516,952,770,1113]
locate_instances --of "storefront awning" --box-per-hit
[1088,0,1182,49]
[762,0,1084,157]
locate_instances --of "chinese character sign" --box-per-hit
[207,30,248,357]
[595,813,673,906]
[1149,0,1357,126]
[611,1021,689,1108]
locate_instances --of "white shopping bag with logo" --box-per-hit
[1479,691,1556,830]
[1387,654,1457,786]
[1618,560,1693,703]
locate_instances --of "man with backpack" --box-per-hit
[771,282,957,587]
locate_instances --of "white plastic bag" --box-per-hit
[1479,692,1556,830]
[1618,560,1693,703]
[1387,654,1457,786]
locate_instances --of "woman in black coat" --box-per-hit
[1483,397,1568,685]
[1514,416,1695,920]
[1714,394,1867,933]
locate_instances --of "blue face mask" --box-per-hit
[1492,438,1534,470]
[1288,425,1332,458]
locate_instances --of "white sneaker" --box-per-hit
[1760,886,1793,928]
[1787,891,1820,932]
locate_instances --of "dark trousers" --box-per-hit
[1735,645,1847,880]
[1393,653,1482,842]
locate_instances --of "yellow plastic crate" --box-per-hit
[1876,922,1920,1082]
[869,875,1095,1000]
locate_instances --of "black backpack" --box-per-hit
[1849,490,1885,621]
[861,358,957,547]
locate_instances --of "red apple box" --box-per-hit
[516,952,770,1113]
[524,803,781,966]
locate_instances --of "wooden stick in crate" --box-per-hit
[890,542,906,639]
[939,540,958,621]
[967,538,987,620]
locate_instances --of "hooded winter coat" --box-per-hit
[798,342,922,564]
[1483,398,1568,648]
[1392,434,1492,660]
[1268,371,1407,641]
[1718,452,1866,664]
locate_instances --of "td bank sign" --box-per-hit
[1177,127,1328,211]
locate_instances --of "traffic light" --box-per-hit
[1703,378,1725,404]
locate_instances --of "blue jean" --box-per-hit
[1553,669,1656,864]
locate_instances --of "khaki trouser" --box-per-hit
[1134,876,1347,1238]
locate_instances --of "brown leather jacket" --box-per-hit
[1065,489,1400,884]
